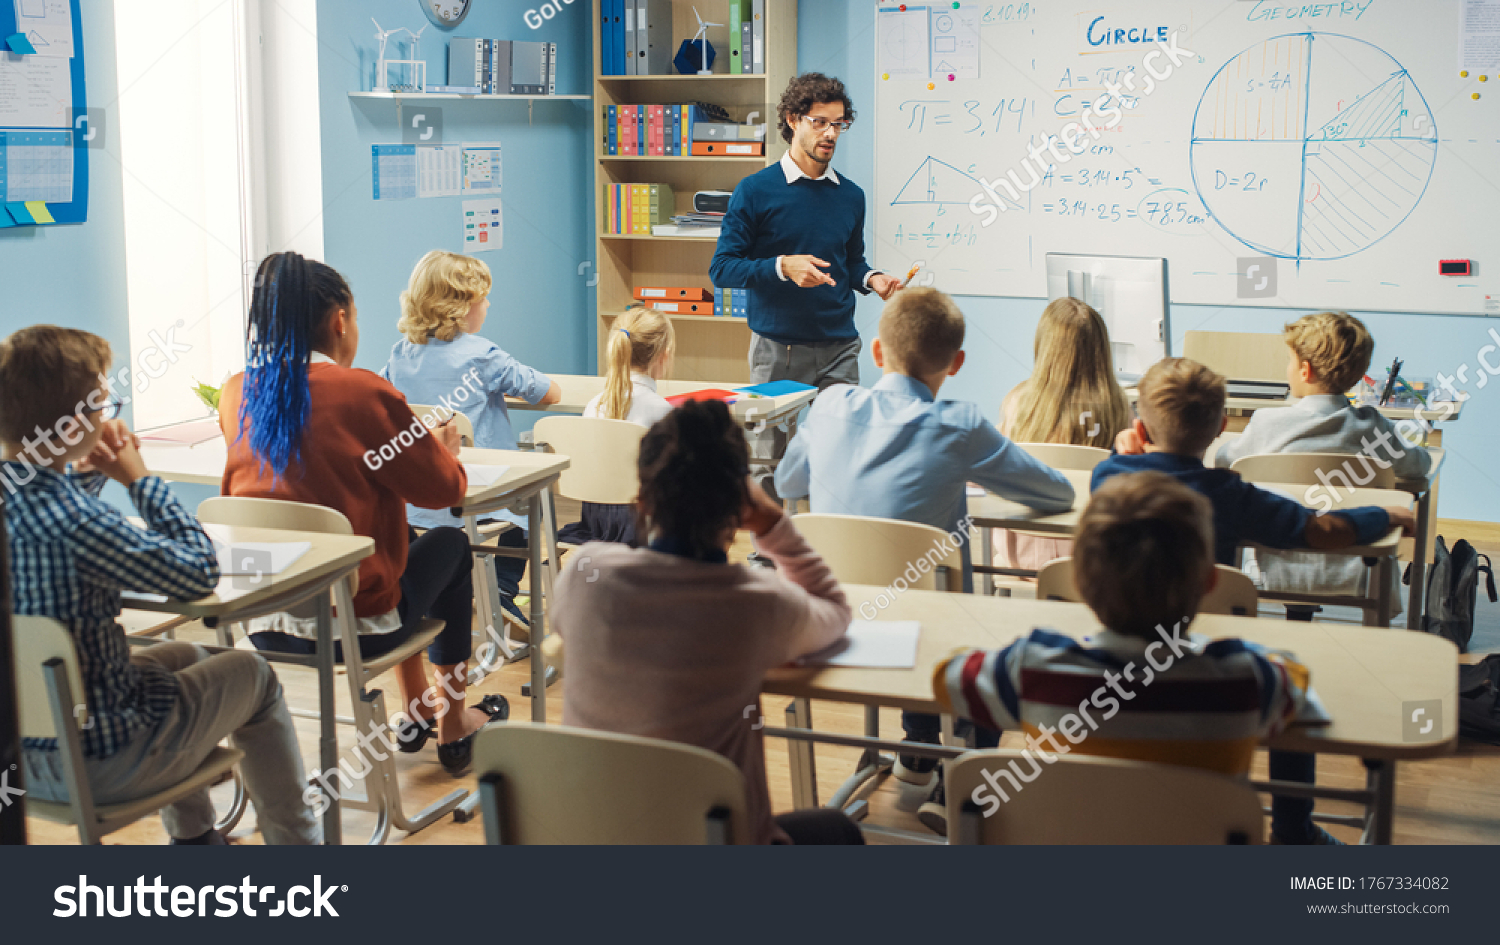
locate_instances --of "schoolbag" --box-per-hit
[1412,536,1496,653]
[1459,655,1500,745]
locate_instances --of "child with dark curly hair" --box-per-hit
[551,400,863,845]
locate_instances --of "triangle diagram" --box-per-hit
[1308,72,1430,141]
[935,60,956,73]
[892,157,984,205]
[26,30,49,47]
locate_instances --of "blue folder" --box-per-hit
[736,380,817,397]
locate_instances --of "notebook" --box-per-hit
[736,379,816,398]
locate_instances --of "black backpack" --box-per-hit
[1411,536,1496,653]
[1459,656,1500,745]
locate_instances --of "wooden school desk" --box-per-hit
[1208,431,1449,624]
[123,525,373,846]
[971,475,1411,627]
[138,435,570,714]
[506,374,818,465]
[763,587,1458,845]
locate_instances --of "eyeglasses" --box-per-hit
[87,401,123,421]
[801,115,853,134]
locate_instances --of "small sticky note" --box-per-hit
[5,32,35,54]
[25,202,54,224]
[5,202,35,225]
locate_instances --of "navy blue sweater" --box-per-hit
[709,162,875,345]
[1091,452,1391,566]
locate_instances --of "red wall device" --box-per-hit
[1440,259,1473,276]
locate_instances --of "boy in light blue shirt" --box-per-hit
[382,251,561,625]
[775,287,1074,832]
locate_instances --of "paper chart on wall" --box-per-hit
[929,4,979,80]
[372,144,417,200]
[13,0,74,59]
[462,198,502,251]
[877,5,931,79]
[1461,0,1500,71]
[0,129,71,202]
[0,53,70,127]
[418,145,464,198]
[461,143,501,192]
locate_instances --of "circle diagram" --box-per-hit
[1190,33,1438,261]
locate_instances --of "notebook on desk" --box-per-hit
[1226,380,1291,400]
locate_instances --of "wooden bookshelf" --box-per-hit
[592,0,797,382]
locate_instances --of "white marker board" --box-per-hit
[873,1,1500,315]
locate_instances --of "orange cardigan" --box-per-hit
[218,362,468,617]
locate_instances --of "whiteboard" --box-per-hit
[872,1,1500,315]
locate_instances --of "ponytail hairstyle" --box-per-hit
[635,400,748,558]
[236,252,354,478]
[600,306,675,421]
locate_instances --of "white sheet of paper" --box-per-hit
[799,620,921,669]
[1462,0,1500,72]
[1297,686,1333,726]
[929,4,979,80]
[13,0,75,58]
[462,197,502,251]
[201,524,311,577]
[878,5,931,79]
[418,145,463,198]
[0,54,70,127]
[463,463,511,487]
[120,591,168,604]
[462,144,502,192]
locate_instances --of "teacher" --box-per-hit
[710,72,902,500]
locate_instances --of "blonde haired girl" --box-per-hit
[587,306,676,424]
[561,307,676,546]
[995,297,1132,574]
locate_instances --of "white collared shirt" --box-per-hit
[583,372,672,427]
[773,153,883,288]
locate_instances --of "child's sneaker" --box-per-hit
[916,781,947,837]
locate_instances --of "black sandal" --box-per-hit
[395,714,437,754]
[436,695,510,776]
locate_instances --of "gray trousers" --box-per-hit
[24,643,321,844]
[748,332,861,500]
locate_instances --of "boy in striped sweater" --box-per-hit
[934,472,1312,835]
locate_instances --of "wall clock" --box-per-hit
[420,0,472,29]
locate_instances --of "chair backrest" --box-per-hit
[1182,330,1287,382]
[14,615,89,739]
[533,416,645,505]
[947,750,1263,844]
[197,496,353,535]
[1016,442,1111,471]
[1037,557,1259,617]
[472,723,750,844]
[792,513,962,591]
[407,403,475,447]
[1230,451,1396,490]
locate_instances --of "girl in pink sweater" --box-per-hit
[552,400,862,844]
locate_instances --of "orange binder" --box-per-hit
[691,141,765,157]
[646,300,714,315]
[634,286,714,301]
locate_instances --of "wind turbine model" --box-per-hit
[373,17,401,69]
[690,6,722,76]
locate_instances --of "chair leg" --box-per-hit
[786,698,818,808]
[362,688,467,840]
[215,768,248,835]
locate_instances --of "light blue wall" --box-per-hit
[315,0,597,426]
[798,2,1498,523]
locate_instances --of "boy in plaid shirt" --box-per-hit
[4,326,318,844]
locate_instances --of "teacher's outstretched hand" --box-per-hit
[868,272,902,300]
[784,255,837,288]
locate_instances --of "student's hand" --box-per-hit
[436,417,462,457]
[868,272,901,300]
[1385,506,1417,535]
[783,255,837,289]
[1113,427,1146,455]
[739,477,784,538]
[79,420,147,486]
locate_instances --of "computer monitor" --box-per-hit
[1044,254,1170,382]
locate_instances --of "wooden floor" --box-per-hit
[25,514,1500,846]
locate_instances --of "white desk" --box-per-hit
[969,473,1412,628]
[139,437,571,721]
[124,525,373,846]
[764,587,1459,844]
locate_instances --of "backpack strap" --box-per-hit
[1479,554,1497,604]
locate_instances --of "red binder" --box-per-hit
[665,389,738,407]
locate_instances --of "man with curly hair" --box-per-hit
[711,73,902,500]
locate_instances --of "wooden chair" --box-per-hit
[15,615,244,845]
[790,513,964,592]
[533,416,646,506]
[946,750,1263,844]
[196,496,467,844]
[473,723,750,844]
[406,403,475,447]
[1230,452,1396,490]
[1036,556,1260,616]
[1015,442,1111,471]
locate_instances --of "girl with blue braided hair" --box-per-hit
[219,252,507,777]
